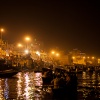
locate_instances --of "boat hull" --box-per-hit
[0,71,18,78]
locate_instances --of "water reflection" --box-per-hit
[17,72,23,99]
[23,72,34,100]
[78,71,100,87]
[16,72,43,100]
[34,73,43,87]
[0,71,100,99]
[4,78,9,99]
[0,79,4,99]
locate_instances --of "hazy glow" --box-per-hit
[25,37,30,41]
[98,59,100,64]
[87,57,90,59]
[0,28,4,32]
[51,51,55,54]
[56,53,59,57]
[6,53,9,56]
[18,43,22,47]
[72,56,75,59]
[92,56,95,59]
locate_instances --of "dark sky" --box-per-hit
[0,0,100,56]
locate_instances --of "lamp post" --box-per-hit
[25,37,30,49]
[56,53,59,57]
[18,43,22,47]
[0,28,4,40]
[0,28,4,45]
[17,43,23,55]
[51,51,60,66]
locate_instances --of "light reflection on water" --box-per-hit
[4,78,9,99]
[17,72,23,99]
[78,71,100,87]
[78,71,100,99]
[17,72,43,100]
[0,79,4,100]
[0,71,100,99]
[0,72,43,100]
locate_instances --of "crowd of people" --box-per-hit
[42,68,78,100]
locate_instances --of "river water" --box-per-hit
[0,71,100,100]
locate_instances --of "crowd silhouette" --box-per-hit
[42,68,78,100]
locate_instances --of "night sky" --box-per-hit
[0,0,100,56]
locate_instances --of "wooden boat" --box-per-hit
[0,69,18,78]
[0,58,19,77]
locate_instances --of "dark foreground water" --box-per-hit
[0,71,100,100]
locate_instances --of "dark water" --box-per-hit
[0,71,100,100]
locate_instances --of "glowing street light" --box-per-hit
[72,56,75,59]
[17,43,23,55]
[56,53,59,57]
[1,28,4,32]
[25,37,30,49]
[83,56,86,59]
[51,51,55,54]
[92,56,95,59]
[18,43,22,47]
[25,37,30,41]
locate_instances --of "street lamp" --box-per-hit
[17,43,23,55]
[25,37,30,41]
[72,56,75,59]
[51,51,55,54]
[0,28,4,41]
[25,37,30,49]
[92,56,95,59]
[56,53,59,57]
[18,43,22,47]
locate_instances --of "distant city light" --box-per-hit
[0,28,4,40]
[72,56,75,59]
[98,59,100,64]
[51,51,55,54]
[56,53,59,57]
[36,51,40,56]
[0,28,4,32]
[18,43,22,47]
[25,37,30,41]
[92,56,95,59]
[6,53,9,56]
[24,49,29,54]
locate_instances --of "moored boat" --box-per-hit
[0,69,18,78]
